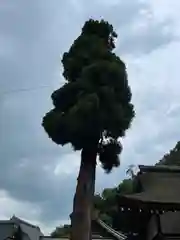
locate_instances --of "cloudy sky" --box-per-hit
[0,0,180,234]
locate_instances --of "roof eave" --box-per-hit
[118,195,180,211]
[139,165,180,173]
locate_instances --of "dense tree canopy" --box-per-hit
[51,224,71,238]
[42,19,134,172]
[157,141,180,166]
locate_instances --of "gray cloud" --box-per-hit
[0,0,179,230]
[71,0,176,55]
[118,18,176,55]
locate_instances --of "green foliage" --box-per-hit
[51,224,71,238]
[117,179,134,195]
[42,19,135,172]
[157,141,180,166]
[93,178,135,226]
[99,138,122,172]
[94,194,103,210]
[102,187,117,200]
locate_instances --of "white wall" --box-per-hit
[19,222,42,240]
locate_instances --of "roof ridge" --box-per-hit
[11,216,39,229]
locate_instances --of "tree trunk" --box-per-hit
[70,147,97,240]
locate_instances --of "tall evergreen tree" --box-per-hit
[42,19,135,240]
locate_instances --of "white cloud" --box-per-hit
[0,190,68,235]
[121,40,180,166]
[0,190,41,224]
[54,152,80,176]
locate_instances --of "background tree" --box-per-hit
[51,224,71,238]
[42,19,135,240]
[157,141,180,166]
[93,178,135,228]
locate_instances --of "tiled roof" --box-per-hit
[119,165,180,208]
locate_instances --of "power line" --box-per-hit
[0,85,55,96]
